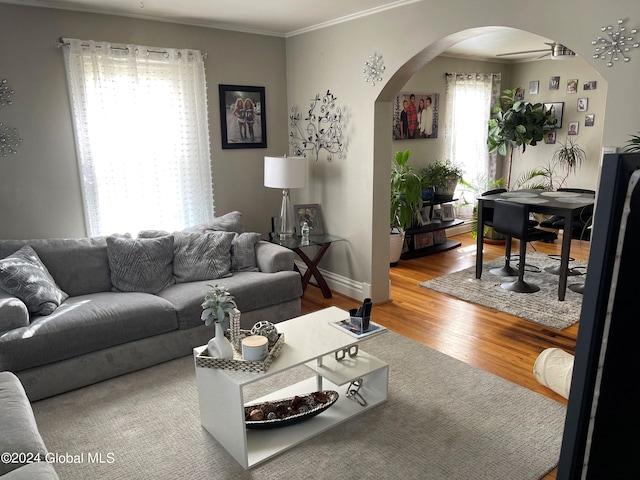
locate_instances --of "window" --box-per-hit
[61,38,214,236]
[444,73,501,196]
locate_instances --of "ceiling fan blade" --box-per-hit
[496,48,550,57]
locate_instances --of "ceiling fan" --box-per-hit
[497,42,576,60]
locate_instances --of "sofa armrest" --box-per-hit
[0,292,29,334]
[255,241,295,273]
[0,372,57,478]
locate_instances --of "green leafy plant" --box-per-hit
[390,148,422,231]
[419,159,465,190]
[623,132,640,152]
[515,138,587,191]
[459,175,506,239]
[553,136,586,174]
[201,284,237,330]
[487,88,556,188]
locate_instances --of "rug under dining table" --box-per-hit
[419,252,586,329]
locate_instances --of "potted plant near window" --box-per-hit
[419,159,465,201]
[390,149,422,265]
[487,88,556,188]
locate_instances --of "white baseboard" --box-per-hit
[294,260,368,301]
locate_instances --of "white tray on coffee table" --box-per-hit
[193,306,388,469]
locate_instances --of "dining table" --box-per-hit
[476,189,595,301]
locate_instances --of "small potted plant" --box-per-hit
[201,284,238,359]
[623,131,640,152]
[419,159,464,201]
[390,148,422,265]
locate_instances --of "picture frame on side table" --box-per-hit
[293,204,325,235]
[219,84,266,149]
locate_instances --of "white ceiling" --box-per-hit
[3,0,560,60]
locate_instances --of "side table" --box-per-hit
[265,233,344,298]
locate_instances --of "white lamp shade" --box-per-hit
[264,156,307,189]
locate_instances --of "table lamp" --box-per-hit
[264,155,307,238]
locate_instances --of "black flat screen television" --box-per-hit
[557,153,640,479]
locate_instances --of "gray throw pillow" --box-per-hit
[106,235,175,294]
[182,211,244,234]
[173,231,235,283]
[231,233,261,272]
[0,245,69,316]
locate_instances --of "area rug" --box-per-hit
[419,252,585,330]
[32,331,565,480]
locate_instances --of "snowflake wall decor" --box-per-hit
[289,90,344,162]
[363,53,385,86]
[0,122,22,157]
[0,79,15,108]
[592,18,639,67]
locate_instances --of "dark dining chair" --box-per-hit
[539,188,595,240]
[482,189,547,276]
[491,200,557,293]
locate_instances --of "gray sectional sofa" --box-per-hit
[0,212,302,401]
[0,372,59,479]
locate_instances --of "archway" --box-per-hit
[371,27,607,302]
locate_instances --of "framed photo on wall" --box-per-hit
[393,91,439,140]
[578,98,588,112]
[568,121,579,135]
[293,204,325,235]
[543,102,564,129]
[529,81,539,95]
[585,114,595,127]
[219,84,267,149]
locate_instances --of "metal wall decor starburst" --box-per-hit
[0,122,22,157]
[0,79,15,108]
[363,53,385,86]
[592,18,640,67]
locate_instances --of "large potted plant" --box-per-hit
[390,148,422,265]
[487,88,556,188]
[420,159,464,201]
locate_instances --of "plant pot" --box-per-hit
[421,188,435,201]
[207,322,234,359]
[434,177,459,201]
[390,231,405,266]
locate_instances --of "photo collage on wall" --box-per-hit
[526,76,598,144]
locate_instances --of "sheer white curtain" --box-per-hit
[62,38,214,236]
[444,73,501,191]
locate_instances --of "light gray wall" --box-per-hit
[0,3,288,239]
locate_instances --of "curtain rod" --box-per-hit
[57,38,207,59]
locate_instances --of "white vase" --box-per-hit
[207,322,234,359]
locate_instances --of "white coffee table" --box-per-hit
[193,306,389,469]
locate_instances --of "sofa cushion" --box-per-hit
[173,231,235,283]
[0,292,178,372]
[0,246,69,316]
[231,232,261,272]
[182,210,244,234]
[0,238,112,297]
[0,291,29,333]
[0,372,50,476]
[107,235,175,294]
[157,270,303,330]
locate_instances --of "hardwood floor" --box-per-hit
[300,231,591,479]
